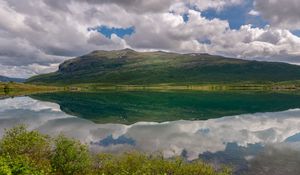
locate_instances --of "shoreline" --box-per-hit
[2,81,300,97]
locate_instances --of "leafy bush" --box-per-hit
[0,126,232,175]
[51,135,92,175]
[0,156,11,175]
[0,155,51,175]
[94,152,231,175]
[0,125,52,174]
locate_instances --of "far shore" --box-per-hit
[2,81,300,97]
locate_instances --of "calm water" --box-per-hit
[1,91,300,174]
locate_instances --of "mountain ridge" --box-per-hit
[27,49,300,85]
[0,75,25,83]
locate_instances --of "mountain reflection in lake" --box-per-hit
[1,92,300,174]
[31,91,300,124]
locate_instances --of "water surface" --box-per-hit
[1,91,300,174]
[30,91,300,124]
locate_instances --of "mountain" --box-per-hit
[0,75,25,83]
[27,49,300,85]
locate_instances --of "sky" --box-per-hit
[0,0,300,78]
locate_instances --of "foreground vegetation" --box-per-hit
[0,126,231,175]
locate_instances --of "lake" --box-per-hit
[1,91,300,174]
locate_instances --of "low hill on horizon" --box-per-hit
[0,75,25,83]
[27,49,300,85]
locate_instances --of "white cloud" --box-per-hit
[0,63,60,78]
[254,0,300,30]
[248,10,259,16]
[0,0,300,78]
[207,25,300,61]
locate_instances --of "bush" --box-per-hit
[0,125,52,174]
[0,155,51,175]
[0,156,11,175]
[94,152,231,175]
[0,126,232,175]
[51,135,92,175]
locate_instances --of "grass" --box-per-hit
[2,80,300,100]
[62,81,300,92]
[2,79,300,101]
[0,82,63,97]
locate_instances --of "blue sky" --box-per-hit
[200,0,267,29]
[292,30,300,37]
[89,26,135,39]
[96,0,270,39]
[89,0,300,47]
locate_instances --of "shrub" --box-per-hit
[51,135,92,175]
[0,125,52,174]
[0,126,232,175]
[3,84,10,94]
[0,155,51,175]
[0,156,11,175]
[94,152,231,175]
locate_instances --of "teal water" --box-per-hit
[1,91,300,174]
[31,91,300,124]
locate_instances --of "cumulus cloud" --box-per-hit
[254,0,300,30]
[248,10,259,16]
[46,0,243,14]
[0,0,300,78]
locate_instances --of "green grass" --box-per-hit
[62,81,300,92]
[26,49,300,86]
[0,82,63,97]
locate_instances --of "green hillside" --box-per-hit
[27,49,300,85]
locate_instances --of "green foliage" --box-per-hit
[94,152,231,175]
[0,125,52,174]
[0,125,51,160]
[3,84,10,94]
[0,82,62,97]
[0,155,50,175]
[0,126,232,175]
[0,156,11,175]
[51,135,92,175]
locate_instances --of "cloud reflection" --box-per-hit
[1,97,300,161]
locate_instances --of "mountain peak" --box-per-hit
[117,48,137,55]
[120,48,135,52]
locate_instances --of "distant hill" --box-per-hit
[27,49,300,85]
[0,75,25,83]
